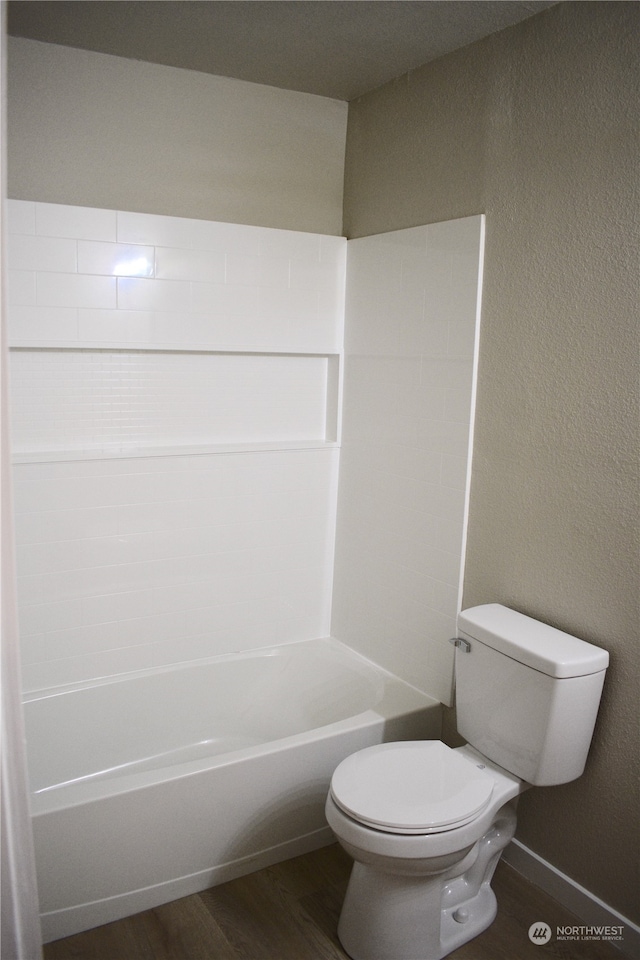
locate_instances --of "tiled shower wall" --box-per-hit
[8,203,482,702]
[8,201,345,690]
[13,450,337,690]
[10,351,330,453]
[330,218,484,707]
[7,200,343,352]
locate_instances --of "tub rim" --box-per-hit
[24,635,439,815]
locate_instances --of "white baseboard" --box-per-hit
[503,839,640,960]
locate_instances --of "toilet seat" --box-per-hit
[330,741,495,835]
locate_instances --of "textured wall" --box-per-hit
[7,38,347,235]
[343,2,639,923]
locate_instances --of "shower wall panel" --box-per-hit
[8,201,345,690]
[331,217,484,706]
[14,448,337,691]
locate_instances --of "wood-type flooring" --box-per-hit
[43,843,623,960]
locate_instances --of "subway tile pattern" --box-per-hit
[10,351,329,454]
[15,449,338,691]
[330,217,484,706]
[7,200,345,352]
[8,201,344,689]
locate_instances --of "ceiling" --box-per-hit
[7,1,559,101]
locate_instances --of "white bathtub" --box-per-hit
[23,637,440,942]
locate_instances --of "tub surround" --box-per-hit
[9,203,482,703]
[9,201,345,691]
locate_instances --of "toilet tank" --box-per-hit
[455,604,609,786]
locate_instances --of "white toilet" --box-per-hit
[325,604,609,960]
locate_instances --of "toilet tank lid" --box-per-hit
[457,604,609,678]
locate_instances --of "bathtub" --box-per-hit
[23,637,440,942]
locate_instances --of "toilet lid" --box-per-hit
[330,741,495,834]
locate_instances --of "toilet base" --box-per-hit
[336,804,517,960]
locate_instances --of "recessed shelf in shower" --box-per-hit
[9,347,341,462]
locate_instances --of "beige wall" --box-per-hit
[7,38,347,235]
[343,1,639,922]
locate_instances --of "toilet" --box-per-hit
[325,604,609,960]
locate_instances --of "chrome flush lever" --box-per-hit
[449,637,471,653]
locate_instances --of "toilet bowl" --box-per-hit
[325,742,525,960]
[326,604,609,960]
